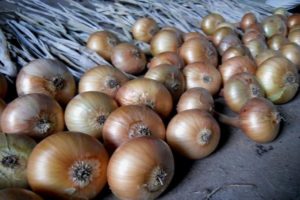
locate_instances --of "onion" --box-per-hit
[176,87,214,113]
[246,22,264,34]
[116,78,173,118]
[144,64,185,101]
[219,56,257,84]
[267,33,289,51]
[242,29,265,44]
[132,17,159,43]
[240,12,257,31]
[273,7,289,18]
[287,14,300,30]
[218,34,243,55]
[288,29,300,46]
[223,72,265,113]
[262,15,287,38]
[27,132,109,199]
[65,91,118,139]
[0,188,43,200]
[183,62,222,95]
[222,46,251,63]
[256,56,299,104]
[1,93,64,139]
[0,133,36,189]
[215,22,237,31]
[0,74,7,99]
[103,105,165,151]
[86,30,120,61]
[78,65,129,98]
[107,136,174,200]
[217,97,281,143]
[289,25,300,33]
[255,49,281,66]
[280,43,300,69]
[211,27,235,47]
[111,43,146,75]
[201,13,225,35]
[166,110,220,159]
[16,59,76,105]
[147,52,184,70]
[0,99,6,132]
[244,38,268,58]
[183,32,207,42]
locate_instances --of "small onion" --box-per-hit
[223,72,265,113]
[16,58,76,105]
[201,13,225,35]
[218,34,243,55]
[219,56,257,84]
[244,38,268,58]
[256,56,299,104]
[27,132,109,200]
[262,15,287,38]
[144,64,185,101]
[183,62,222,95]
[176,87,214,113]
[111,43,146,75]
[147,52,184,70]
[132,17,159,43]
[86,30,120,61]
[287,14,300,30]
[280,43,300,69]
[242,29,265,44]
[107,136,174,200]
[78,65,129,98]
[222,46,251,63]
[116,78,173,118]
[0,133,36,189]
[211,27,235,47]
[65,91,118,139]
[267,33,289,51]
[166,110,220,159]
[183,32,207,42]
[288,29,300,46]
[0,99,6,132]
[179,37,218,67]
[0,74,7,99]
[255,49,281,66]
[103,105,165,151]
[1,94,64,139]
[0,188,43,200]
[240,12,257,31]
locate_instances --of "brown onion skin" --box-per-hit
[201,13,225,35]
[244,38,268,59]
[111,43,146,75]
[280,43,300,69]
[240,12,257,31]
[246,22,264,34]
[222,46,251,63]
[166,110,220,159]
[27,132,109,200]
[147,52,184,70]
[103,105,165,151]
[179,37,218,67]
[242,30,265,44]
[176,87,214,113]
[218,34,243,56]
[1,93,64,139]
[78,65,129,98]
[183,62,222,96]
[288,29,300,46]
[267,33,289,51]
[115,78,173,118]
[0,188,43,200]
[220,56,257,84]
[0,74,7,99]
[255,49,281,66]
[211,27,235,47]
[183,32,207,42]
[287,14,300,30]
[87,31,120,61]
[262,15,287,38]
[132,17,159,43]
[289,25,300,33]
[107,136,174,200]
[16,59,76,105]
[0,99,6,132]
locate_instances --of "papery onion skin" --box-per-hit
[0,133,36,189]
[239,97,281,143]
[27,132,109,200]
[0,74,7,99]
[0,188,43,200]
[176,87,214,113]
[262,15,287,38]
[183,62,222,96]
[147,52,184,70]
[256,56,299,104]
[1,94,64,139]
[218,34,243,56]
[287,14,300,30]
[280,43,300,69]
[16,59,76,105]
[242,30,265,45]
[288,29,300,46]
[211,27,235,47]
[166,110,220,159]
[222,46,251,63]
[65,91,118,139]
[115,78,173,118]
[240,12,257,31]
[201,13,225,35]
[0,99,6,132]
[255,49,281,66]
[107,136,174,200]
[183,32,207,42]
[244,38,268,59]
[267,33,289,51]
[224,73,265,113]
[144,64,185,101]
[87,31,120,61]
[132,17,159,43]
[103,105,165,151]
[78,65,129,98]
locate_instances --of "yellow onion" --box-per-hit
[280,43,300,69]
[132,17,159,43]
[1,94,64,139]
[0,74,7,99]
[256,56,299,104]
[267,33,289,51]
[65,91,118,139]
[27,132,109,200]
[16,58,76,105]
[287,14,300,30]
[183,62,222,95]
[144,64,185,101]
[219,56,257,84]
[211,27,235,47]
[240,12,257,31]
[222,46,251,63]
[201,13,225,35]
[262,15,287,38]
[218,34,243,55]
[0,133,36,189]
[0,99,6,132]
[0,188,43,200]
[223,72,265,113]
[166,110,220,159]
[255,49,281,66]
[116,78,173,118]
[107,136,174,200]
[176,87,214,113]
[111,43,146,75]
[87,31,120,61]
[103,105,165,151]
[147,52,184,70]
[78,65,129,98]
[288,29,300,46]
[244,38,268,58]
